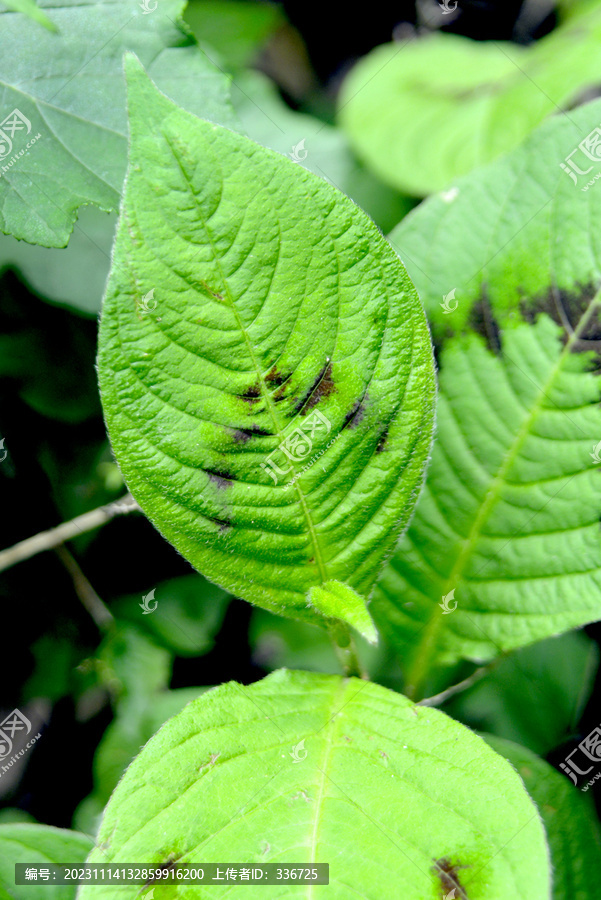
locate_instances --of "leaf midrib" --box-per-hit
[162,131,329,583]
[307,678,346,899]
[405,293,601,695]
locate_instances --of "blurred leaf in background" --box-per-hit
[484,734,601,900]
[443,632,599,757]
[0,208,116,316]
[375,97,601,697]
[184,0,284,69]
[0,825,92,899]
[339,3,601,194]
[111,575,230,658]
[0,0,239,246]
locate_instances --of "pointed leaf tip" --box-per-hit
[308,581,378,644]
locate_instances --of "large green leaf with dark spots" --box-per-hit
[0,0,239,248]
[97,58,435,640]
[374,98,601,696]
[484,735,601,900]
[338,7,601,196]
[79,670,550,900]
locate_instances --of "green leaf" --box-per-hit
[75,687,207,832]
[374,97,601,693]
[308,580,378,643]
[249,607,343,672]
[338,9,601,195]
[483,735,601,900]
[184,0,283,69]
[97,59,435,635]
[1,0,57,30]
[0,825,93,900]
[80,670,551,899]
[0,207,115,314]
[112,574,230,656]
[444,633,599,757]
[97,625,171,706]
[0,0,239,248]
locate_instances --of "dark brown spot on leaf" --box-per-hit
[205,468,234,489]
[200,280,224,301]
[432,857,469,900]
[469,288,501,355]
[238,382,262,401]
[265,366,292,388]
[520,282,600,350]
[294,360,336,415]
[207,514,232,532]
[342,399,366,430]
[143,857,178,890]
[232,425,273,442]
[376,426,389,453]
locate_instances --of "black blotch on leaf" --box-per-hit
[376,426,389,453]
[207,514,232,532]
[432,857,469,899]
[295,360,336,415]
[265,365,292,388]
[342,398,366,430]
[238,382,262,404]
[521,282,601,350]
[469,287,502,355]
[205,468,234,489]
[232,425,273,442]
[143,857,178,891]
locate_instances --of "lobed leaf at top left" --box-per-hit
[0,0,239,248]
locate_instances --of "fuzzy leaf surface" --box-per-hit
[80,670,550,900]
[97,59,435,631]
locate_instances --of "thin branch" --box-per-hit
[54,544,114,631]
[0,494,140,574]
[417,664,492,707]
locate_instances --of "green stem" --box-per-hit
[327,622,367,679]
